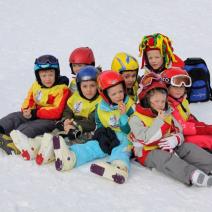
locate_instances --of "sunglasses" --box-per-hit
[163,75,191,87]
[35,55,58,65]
[141,73,162,88]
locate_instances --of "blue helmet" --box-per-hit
[76,65,98,99]
[34,55,60,86]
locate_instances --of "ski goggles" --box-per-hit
[35,55,58,65]
[141,73,162,88]
[34,55,59,71]
[163,75,192,87]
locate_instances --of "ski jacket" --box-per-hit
[129,104,183,164]
[62,91,102,132]
[95,96,134,134]
[21,81,70,120]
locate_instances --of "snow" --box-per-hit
[1,0,212,211]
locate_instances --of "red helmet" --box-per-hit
[138,72,167,102]
[161,68,191,87]
[98,70,125,103]
[69,47,95,65]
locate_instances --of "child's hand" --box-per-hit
[157,110,167,120]
[64,119,75,133]
[22,108,32,119]
[118,101,126,115]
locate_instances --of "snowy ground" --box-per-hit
[1,0,212,211]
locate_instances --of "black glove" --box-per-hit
[92,127,120,154]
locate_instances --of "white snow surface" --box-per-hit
[1,0,212,211]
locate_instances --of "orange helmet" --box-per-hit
[98,70,126,103]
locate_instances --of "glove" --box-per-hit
[92,127,120,154]
[158,135,179,152]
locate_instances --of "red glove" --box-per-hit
[195,123,212,135]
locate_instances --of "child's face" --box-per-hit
[168,86,186,99]
[121,70,137,88]
[146,50,163,70]
[107,83,125,104]
[149,91,167,111]
[72,64,86,75]
[80,80,98,100]
[39,69,55,87]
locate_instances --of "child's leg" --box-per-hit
[70,140,107,167]
[145,149,198,185]
[17,119,56,138]
[10,130,42,160]
[53,135,106,171]
[108,132,131,170]
[90,132,131,184]
[175,142,212,174]
[0,112,27,135]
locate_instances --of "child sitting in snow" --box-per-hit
[10,66,101,165]
[129,72,212,187]
[68,47,96,93]
[54,65,102,145]
[111,52,140,102]
[52,70,134,184]
[7,55,70,158]
[138,33,184,75]
[161,67,212,153]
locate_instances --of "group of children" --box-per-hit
[1,33,212,187]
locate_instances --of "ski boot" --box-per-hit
[10,130,41,160]
[0,133,20,155]
[36,133,55,165]
[90,160,128,184]
[191,169,212,187]
[53,135,76,171]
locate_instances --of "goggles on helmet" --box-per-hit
[141,73,162,88]
[34,55,59,72]
[35,55,58,65]
[163,75,191,87]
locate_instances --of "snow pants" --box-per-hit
[144,143,212,185]
[0,112,56,138]
[69,131,132,170]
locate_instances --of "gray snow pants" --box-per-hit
[144,143,212,185]
[0,112,56,138]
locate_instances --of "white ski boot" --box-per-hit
[53,135,76,171]
[191,169,212,187]
[10,130,42,160]
[36,133,55,165]
[90,160,128,184]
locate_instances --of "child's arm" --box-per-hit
[74,111,96,132]
[129,115,165,145]
[119,106,134,134]
[21,84,36,110]
[95,109,103,129]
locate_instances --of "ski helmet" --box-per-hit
[76,65,99,99]
[138,33,176,69]
[138,72,167,103]
[34,55,60,86]
[161,68,192,87]
[111,52,139,74]
[69,47,95,66]
[98,70,126,104]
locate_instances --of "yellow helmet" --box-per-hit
[111,52,139,74]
